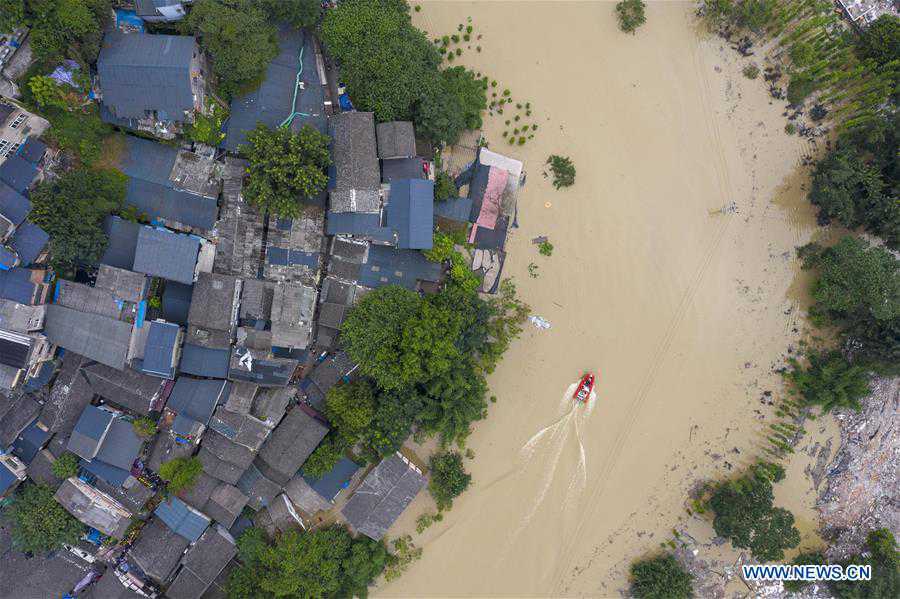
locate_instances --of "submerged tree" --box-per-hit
[428,451,471,510]
[257,0,322,28]
[630,553,694,599]
[784,350,872,413]
[830,528,899,598]
[242,123,331,218]
[546,155,576,189]
[616,0,646,34]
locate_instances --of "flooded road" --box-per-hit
[382,1,823,596]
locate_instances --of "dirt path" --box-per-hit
[380,2,824,596]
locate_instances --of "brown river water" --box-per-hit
[380,1,829,596]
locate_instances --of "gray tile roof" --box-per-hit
[166,526,236,599]
[178,470,219,511]
[236,462,279,510]
[132,226,199,285]
[79,362,163,416]
[98,32,195,122]
[270,283,316,350]
[0,393,41,448]
[204,483,247,528]
[198,446,245,485]
[376,121,416,159]
[358,245,443,291]
[250,387,293,425]
[39,354,92,434]
[188,273,239,332]
[207,407,270,451]
[329,111,380,203]
[94,265,148,304]
[128,517,190,583]
[44,305,134,369]
[341,453,425,540]
[227,347,297,388]
[54,279,123,320]
[94,418,142,471]
[254,407,328,484]
[283,473,330,514]
[201,428,255,471]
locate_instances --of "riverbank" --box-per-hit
[380,2,822,596]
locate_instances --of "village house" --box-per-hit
[0,451,26,498]
[164,376,230,442]
[0,299,51,390]
[115,136,221,234]
[164,525,236,599]
[97,32,206,138]
[341,452,426,541]
[67,404,143,488]
[134,0,191,23]
[253,406,328,485]
[0,100,49,166]
[54,476,133,538]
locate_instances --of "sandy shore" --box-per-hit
[380,1,826,596]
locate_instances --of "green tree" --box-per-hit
[321,0,440,123]
[28,167,126,275]
[28,75,66,110]
[800,237,900,368]
[809,146,898,249]
[784,350,872,412]
[366,387,422,458]
[131,417,158,439]
[242,123,332,217]
[733,0,774,32]
[257,0,321,28]
[787,73,817,105]
[185,101,228,147]
[302,435,347,480]
[8,484,85,553]
[0,0,24,33]
[701,0,733,30]
[325,379,376,444]
[630,553,693,599]
[546,155,576,189]
[341,286,425,390]
[855,15,900,67]
[707,462,800,561]
[783,551,827,592]
[184,0,278,98]
[227,526,389,598]
[434,171,458,202]
[616,0,646,34]
[416,67,487,145]
[830,529,899,599]
[50,452,79,479]
[159,456,202,492]
[417,361,487,446]
[428,451,471,510]
[26,0,109,68]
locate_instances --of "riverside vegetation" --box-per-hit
[625,3,900,594]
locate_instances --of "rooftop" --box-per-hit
[94,265,148,304]
[9,223,49,266]
[44,304,134,370]
[228,347,298,387]
[329,111,380,208]
[341,453,425,540]
[254,407,328,484]
[53,477,132,538]
[178,343,230,378]
[79,362,164,416]
[101,216,142,270]
[167,377,230,426]
[67,405,114,461]
[381,156,427,184]
[376,121,417,160]
[154,495,211,543]
[0,154,38,195]
[132,226,199,285]
[165,526,236,599]
[358,245,443,291]
[187,272,239,333]
[98,32,196,123]
[138,320,180,378]
[385,179,434,249]
[128,517,190,583]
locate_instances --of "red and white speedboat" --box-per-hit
[573,373,595,403]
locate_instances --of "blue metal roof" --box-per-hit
[265,246,321,268]
[303,456,360,502]
[0,246,17,270]
[324,212,393,242]
[69,405,114,459]
[140,320,179,378]
[381,157,426,184]
[10,222,48,265]
[162,281,192,325]
[359,245,443,290]
[98,32,195,122]
[80,458,131,486]
[101,216,142,269]
[433,196,473,223]
[17,137,47,164]
[0,182,31,225]
[11,418,50,464]
[179,343,230,378]
[95,418,142,471]
[223,28,325,152]
[0,267,36,304]
[0,460,18,494]
[133,226,199,285]
[0,155,38,194]
[385,179,434,250]
[166,377,229,424]
[154,496,210,543]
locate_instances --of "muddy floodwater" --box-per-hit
[382,1,825,596]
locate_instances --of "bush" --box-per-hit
[8,484,85,553]
[785,123,796,135]
[742,64,760,79]
[186,101,228,146]
[538,241,554,256]
[428,451,471,510]
[616,0,646,34]
[434,171,458,202]
[787,73,817,106]
[830,529,898,598]
[630,553,693,599]
[51,453,79,479]
[131,417,158,438]
[302,436,346,479]
[159,457,202,492]
[546,154,576,189]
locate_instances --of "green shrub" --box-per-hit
[785,123,796,135]
[8,484,84,553]
[159,457,202,492]
[428,451,471,510]
[51,453,79,479]
[434,171,458,202]
[538,241,554,256]
[630,553,693,599]
[742,64,760,79]
[546,154,576,189]
[131,417,158,439]
[616,0,647,34]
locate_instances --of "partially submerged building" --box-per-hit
[97,32,205,137]
[341,452,425,540]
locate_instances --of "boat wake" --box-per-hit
[495,381,597,565]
